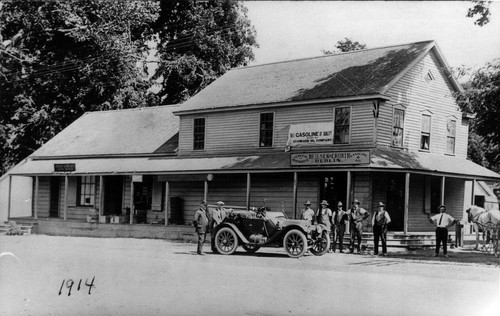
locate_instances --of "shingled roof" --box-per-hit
[176,40,459,114]
[31,105,179,158]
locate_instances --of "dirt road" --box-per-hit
[1,235,499,316]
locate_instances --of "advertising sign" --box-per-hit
[290,151,370,166]
[286,122,334,146]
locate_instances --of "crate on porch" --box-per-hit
[99,215,109,224]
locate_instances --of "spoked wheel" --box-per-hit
[242,244,261,254]
[215,227,239,255]
[310,231,330,256]
[283,229,307,258]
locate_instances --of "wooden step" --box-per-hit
[1,221,36,235]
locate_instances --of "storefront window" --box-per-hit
[78,176,95,206]
[334,107,350,144]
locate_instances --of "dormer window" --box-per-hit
[193,118,205,150]
[424,70,435,83]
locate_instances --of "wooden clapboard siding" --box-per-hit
[178,100,377,156]
[371,172,388,213]
[408,174,431,232]
[383,52,467,157]
[66,207,92,221]
[296,173,319,218]
[123,176,131,212]
[444,177,465,221]
[207,173,247,207]
[352,172,371,207]
[169,181,204,225]
[250,173,295,218]
[36,176,51,218]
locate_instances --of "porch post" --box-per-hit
[165,181,169,226]
[440,176,446,205]
[293,172,298,219]
[129,177,134,224]
[404,172,410,234]
[246,173,251,210]
[7,175,12,220]
[34,176,39,219]
[471,179,476,205]
[346,171,352,233]
[204,180,209,202]
[99,175,104,217]
[63,175,68,221]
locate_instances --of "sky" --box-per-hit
[244,1,500,71]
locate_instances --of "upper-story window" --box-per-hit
[392,108,405,147]
[193,118,205,150]
[78,176,95,206]
[446,118,456,154]
[259,113,274,147]
[334,107,350,144]
[420,114,431,150]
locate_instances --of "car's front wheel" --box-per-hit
[283,229,307,258]
[215,227,239,255]
[310,231,330,256]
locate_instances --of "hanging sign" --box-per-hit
[286,122,334,147]
[290,151,370,166]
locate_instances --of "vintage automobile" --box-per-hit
[212,207,330,258]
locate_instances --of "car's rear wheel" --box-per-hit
[310,231,330,256]
[283,229,307,258]
[215,227,239,255]
[242,243,261,254]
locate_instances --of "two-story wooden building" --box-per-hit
[4,40,500,243]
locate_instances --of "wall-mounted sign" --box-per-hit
[132,175,143,182]
[286,122,334,147]
[290,151,370,166]
[54,163,76,172]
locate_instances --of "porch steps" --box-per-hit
[0,221,38,236]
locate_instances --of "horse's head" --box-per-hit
[466,205,487,224]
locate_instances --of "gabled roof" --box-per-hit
[175,40,462,114]
[31,105,179,158]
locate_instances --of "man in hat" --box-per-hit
[347,199,369,253]
[332,201,348,253]
[372,202,392,256]
[301,200,315,224]
[428,205,458,257]
[193,200,210,255]
[316,200,333,251]
[210,201,228,253]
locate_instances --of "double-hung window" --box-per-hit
[78,176,95,206]
[420,114,431,150]
[334,107,350,144]
[259,113,274,147]
[193,118,205,150]
[446,118,456,154]
[392,108,405,147]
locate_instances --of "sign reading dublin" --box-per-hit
[290,151,370,166]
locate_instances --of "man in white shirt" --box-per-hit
[301,200,315,224]
[347,199,369,253]
[372,202,392,256]
[428,205,458,257]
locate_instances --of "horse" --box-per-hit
[465,205,500,257]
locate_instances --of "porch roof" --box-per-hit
[9,147,500,181]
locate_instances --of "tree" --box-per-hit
[466,0,492,27]
[0,0,159,174]
[152,0,258,104]
[322,37,366,55]
[456,59,500,173]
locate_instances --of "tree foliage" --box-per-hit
[0,0,258,175]
[152,0,257,104]
[466,0,492,27]
[322,37,367,55]
[456,59,500,172]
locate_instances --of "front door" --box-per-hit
[386,174,405,231]
[319,172,347,207]
[49,177,60,218]
[103,176,123,216]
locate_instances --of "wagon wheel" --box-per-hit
[310,231,330,256]
[493,228,500,258]
[215,227,239,255]
[283,229,307,258]
[242,243,261,254]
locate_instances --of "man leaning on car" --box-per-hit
[210,201,228,253]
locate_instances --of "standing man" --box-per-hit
[372,202,391,256]
[301,200,315,224]
[315,200,333,252]
[332,201,348,253]
[193,200,209,255]
[348,199,369,253]
[210,201,228,253]
[428,205,458,257]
